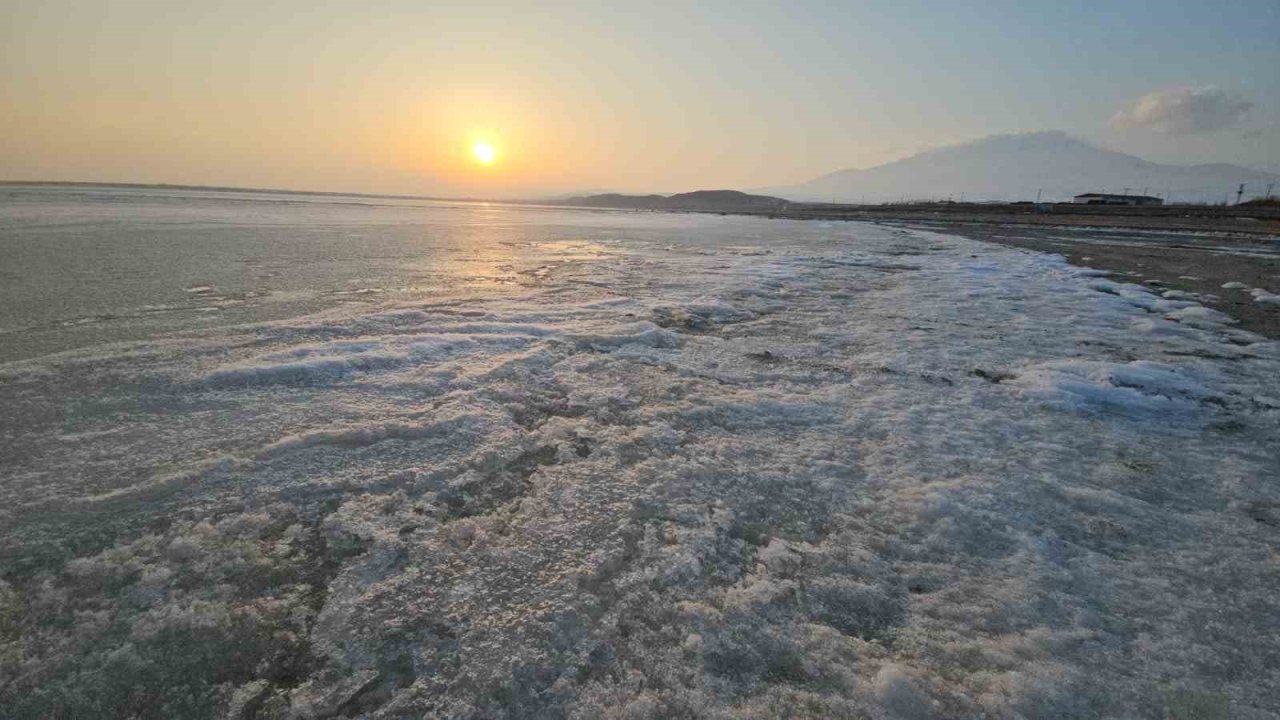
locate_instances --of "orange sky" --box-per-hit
[2,2,1276,198]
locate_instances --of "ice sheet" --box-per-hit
[2,220,1278,718]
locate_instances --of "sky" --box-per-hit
[2,1,1278,198]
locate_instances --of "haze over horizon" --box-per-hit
[3,1,1279,198]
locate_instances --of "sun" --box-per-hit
[472,142,497,166]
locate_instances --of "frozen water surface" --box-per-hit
[1,190,1279,718]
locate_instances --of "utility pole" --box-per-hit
[1236,184,1246,205]
[1266,183,1275,200]
[1036,188,1043,203]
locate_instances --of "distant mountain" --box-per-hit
[762,131,1280,204]
[556,193,668,209]
[534,189,621,201]
[554,189,789,211]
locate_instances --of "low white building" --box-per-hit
[1073,193,1163,206]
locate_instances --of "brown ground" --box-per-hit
[764,201,1280,236]
[727,202,1280,339]
[897,221,1280,340]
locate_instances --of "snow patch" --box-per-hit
[569,321,682,350]
[1009,360,1219,415]
[1249,288,1280,305]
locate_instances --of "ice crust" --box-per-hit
[1250,288,1280,305]
[1,221,1278,719]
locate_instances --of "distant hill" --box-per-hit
[762,131,1280,204]
[554,189,789,211]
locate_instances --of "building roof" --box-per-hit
[1073,193,1162,201]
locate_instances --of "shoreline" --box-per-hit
[908,221,1280,340]
[742,201,1280,237]
[720,205,1280,340]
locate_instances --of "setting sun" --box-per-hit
[472,142,497,166]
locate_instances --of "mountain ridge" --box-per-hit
[763,131,1279,204]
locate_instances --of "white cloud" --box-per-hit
[1110,86,1253,134]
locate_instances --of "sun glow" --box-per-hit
[472,142,497,165]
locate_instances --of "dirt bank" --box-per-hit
[899,221,1280,339]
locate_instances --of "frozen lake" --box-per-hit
[0,185,785,362]
[2,186,1279,718]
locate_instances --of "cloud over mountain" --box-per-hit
[1110,87,1254,135]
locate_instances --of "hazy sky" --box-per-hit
[3,1,1278,197]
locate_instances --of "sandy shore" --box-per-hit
[893,221,1280,340]
[764,202,1280,236]
[727,203,1280,340]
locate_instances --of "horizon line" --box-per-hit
[0,179,766,205]
[0,179,504,204]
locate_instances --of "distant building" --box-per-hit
[1072,193,1163,206]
